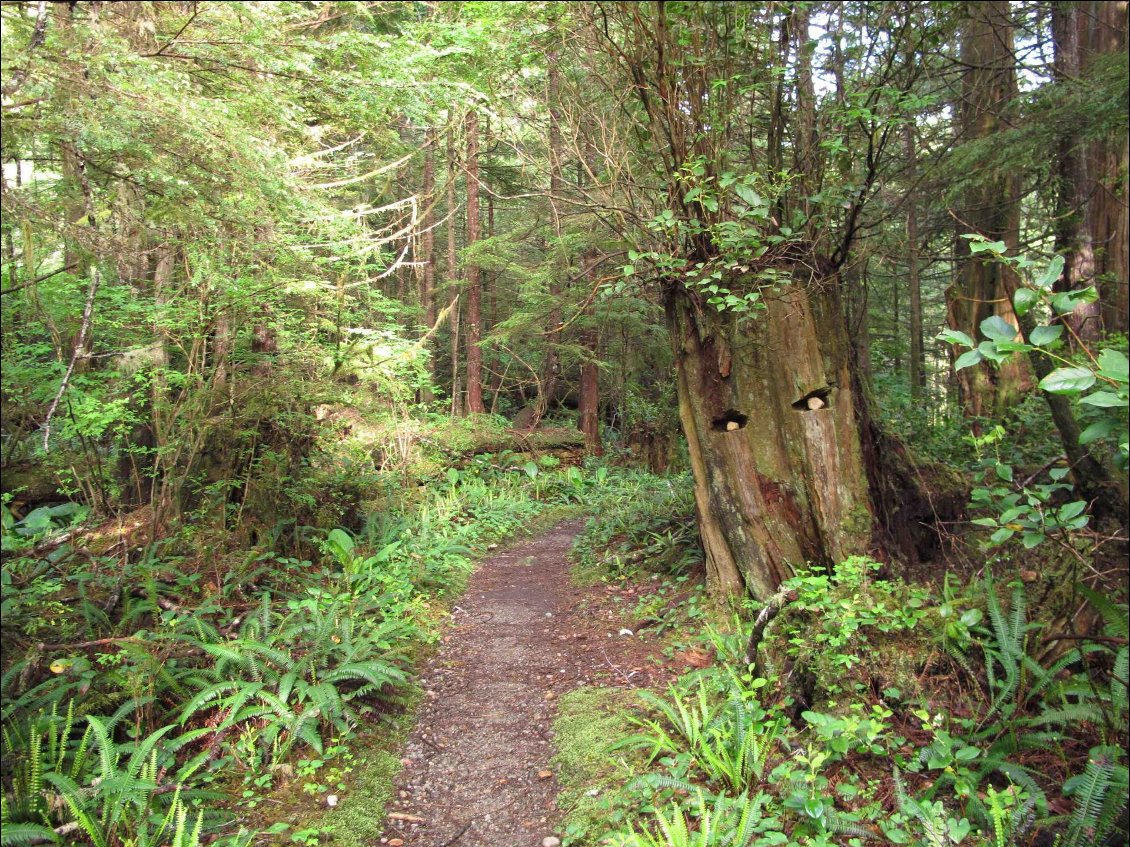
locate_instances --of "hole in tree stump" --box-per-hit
[711,409,748,432]
[792,386,833,411]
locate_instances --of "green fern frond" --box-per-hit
[0,823,60,846]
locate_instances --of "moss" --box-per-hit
[551,687,642,846]
[280,686,423,846]
[842,503,873,539]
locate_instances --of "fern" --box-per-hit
[1058,745,1129,847]
[0,823,60,847]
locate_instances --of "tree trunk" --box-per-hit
[447,121,463,417]
[1081,1,1129,335]
[537,46,565,426]
[946,0,1032,419]
[905,124,925,398]
[578,248,603,457]
[667,268,872,602]
[420,127,437,402]
[1053,1,1102,343]
[464,109,485,414]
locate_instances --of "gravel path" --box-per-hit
[380,520,665,847]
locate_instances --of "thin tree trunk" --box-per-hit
[464,109,485,414]
[577,137,603,456]
[537,46,565,426]
[906,124,924,397]
[420,127,437,402]
[447,121,463,417]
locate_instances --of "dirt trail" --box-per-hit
[380,520,666,847]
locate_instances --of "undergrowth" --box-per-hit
[556,486,1129,847]
[0,454,657,846]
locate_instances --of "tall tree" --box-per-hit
[946,1,1032,419]
[420,127,437,402]
[906,123,925,398]
[447,120,463,417]
[464,109,485,414]
[578,3,887,600]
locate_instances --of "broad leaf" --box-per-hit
[1097,349,1129,382]
[939,328,975,348]
[1050,286,1098,314]
[1039,367,1095,394]
[1079,391,1127,408]
[1034,255,1064,290]
[1013,288,1038,315]
[1029,325,1063,346]
[954,349,983,370]
[980,315,1017,341]
[990,527,1015,544]
[970,239,1007,255]
[1079,420,1114,444]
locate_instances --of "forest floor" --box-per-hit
[378,520,673,847]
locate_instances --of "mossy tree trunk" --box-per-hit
[666,269,873,602]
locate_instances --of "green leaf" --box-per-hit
[994,463,1013,482]
[1079,420,1114,444]
[325,529,354,558]
[1034,254,1064,290]
[1050,286,1098,314]
[1058,501,1087,521]
[1013,288,1039,315]
[1097,349,1129,382]
[990,527,1015,544]
[1029,324,1063,346]
[1022,532,1045,549]
[939,328,975,348]
[980,315,1017,341]
[978,341,1007,363]
[1079,391,1126,408]
[954,349,984,370]
[970,239,1007,255]
[1039,367,1095,394]
[734,184,763,207]
[971,517,999,527]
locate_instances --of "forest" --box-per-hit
[0,1,1127,846]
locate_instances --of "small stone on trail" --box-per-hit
[538,770,553,779]
[545,612,553,617]
[388,840,404,847]
[618,628,634,637]
[326,794,338,807]
[400,758,412,766]
[544,690,555,700]
[543,838,561,847]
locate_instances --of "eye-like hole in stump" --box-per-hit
[792,386,833,411]
[711,409,749,432]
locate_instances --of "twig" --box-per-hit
[0,262,81,296]
[42,144,100,453]
[745,587,798,670]
[387,812,426,823]
[437,822,472,847]
[600,646,639,687]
